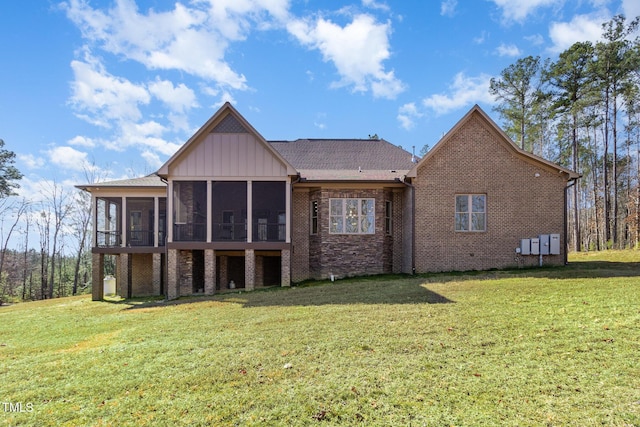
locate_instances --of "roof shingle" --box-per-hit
[269,139,416,181]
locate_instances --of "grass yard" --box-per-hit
[1,251,639,426]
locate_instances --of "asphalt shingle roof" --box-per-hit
[269,139,416,181]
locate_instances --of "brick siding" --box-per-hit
[413,113,567,272]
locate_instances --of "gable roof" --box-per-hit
[157,102,296,177]
[270,138,416,182]
[406,104,580,180]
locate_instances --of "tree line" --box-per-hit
[489,15,640,251]
[0,183,94,304]
[0,145,97,304]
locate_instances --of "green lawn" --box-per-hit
[1,251,639,426]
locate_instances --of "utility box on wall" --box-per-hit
[519,233,561,258]
[549,234,560,255]
[539,234,550,255]
[530,238,540,255]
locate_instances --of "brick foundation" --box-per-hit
[92,253,104,301]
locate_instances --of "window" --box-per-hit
[310,201,318,235]
[455,194,486,231]
[385,200,392,235]
[329,198,374,234]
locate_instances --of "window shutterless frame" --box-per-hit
[455,194,486,232]
[329,198,375,234]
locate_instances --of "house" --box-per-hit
[78,103,579,300]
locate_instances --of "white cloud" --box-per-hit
[362,0,390,12]
[117,121,180,156]
[68,135,96,148]
[548,13,607,53]
[474,31,488,44]
[622,0,640,21]
[69,54,150,124]
[18,154,46,170]
[495,43,522,57]
[397,102,422,130]
[489,0,561,23]
[314,112,327,130]
[525,34,545,45]
[62,0,296,90]
[48,146,90,171]
[140,150,163,169]
[148,78,198,113]
[422,72,493,115]
[287,14,405,99]
[440,0,457,17]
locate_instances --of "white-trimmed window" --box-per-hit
[455,194,486,232]
[330,198,375,234]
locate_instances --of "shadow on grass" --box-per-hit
[411,260,640,282]
[117,275,454,311]
[113,260,639,311]
[505,260,640,280]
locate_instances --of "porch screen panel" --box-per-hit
[212,181,247,241]
[252,181,285,242]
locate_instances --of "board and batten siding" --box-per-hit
[169,133,289,178]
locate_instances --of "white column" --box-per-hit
[167,181,173,243]
[121,197,127,247]
[206,180,212,243]
[247,180,253,243]
[154,196,160,247]
[285,178,291,243]
[92,194,97,248]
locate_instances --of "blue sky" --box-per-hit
[1,0,639,196]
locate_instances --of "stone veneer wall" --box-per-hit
[308,188,397,279]
[413,113,568,273]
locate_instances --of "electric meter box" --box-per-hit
[530,238,540,255]
[520,239,531,255]
[539,234,550,255]
[550,233,560,255]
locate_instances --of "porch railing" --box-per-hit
[126,229,154,247]
[97,230,121,248]
[173,223,206,242]
[212,222,247,241]
[253,222,286,242]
